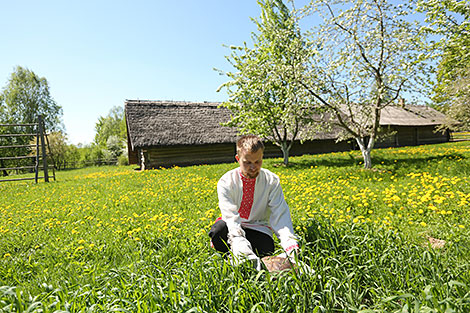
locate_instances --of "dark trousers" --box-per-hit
[208,219,274,257]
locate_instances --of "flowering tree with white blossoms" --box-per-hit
[300,0,431,168]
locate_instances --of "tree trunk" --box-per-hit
[355,137,372,169]
[361,147,372,169]
[280,141,290,166]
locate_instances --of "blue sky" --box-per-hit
[1,0,301,145]
[0,1,432,145]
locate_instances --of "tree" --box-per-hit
[440,68,470,130]
[0,66,63,175]
[94,106,126,148]
[417,0,470,128]
[46,131,69,170]
[218,0,316,166]
[106,135,124,159]
[299,0,429,168]
[92,106,126,166]
[65,144,81,169]
[0,66,63,130]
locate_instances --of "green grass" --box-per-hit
[0,142,469,312]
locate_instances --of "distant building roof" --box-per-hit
[125,100,237,150]
[380,105,449,126]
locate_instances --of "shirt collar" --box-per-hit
[238,168,256,183]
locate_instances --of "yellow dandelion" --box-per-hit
[458,225,465,229]
[3,253,11,258]
[420,222,427,227]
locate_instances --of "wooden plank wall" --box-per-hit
[144,139,355,168]
[375,126,448,148]
[146,143,236,168]
[416,126,449,144]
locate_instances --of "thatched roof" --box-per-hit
[125,100,237,149]
[380,105,449,126]
[125,100,449,149]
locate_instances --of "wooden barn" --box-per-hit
[125,100,450,169]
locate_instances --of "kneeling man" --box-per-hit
[209,135,299,266]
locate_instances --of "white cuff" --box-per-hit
[229,236,255,258]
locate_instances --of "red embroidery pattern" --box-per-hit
[285,244,299,253]
[239,174,256,219]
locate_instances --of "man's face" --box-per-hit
[236,149,263,179]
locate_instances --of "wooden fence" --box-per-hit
[450,131,470,141]
[0,115,55,183]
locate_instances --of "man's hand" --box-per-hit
[229,251,261,271]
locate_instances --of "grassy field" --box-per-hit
[0,141,469,312]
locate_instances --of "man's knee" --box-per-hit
[209,219,230,253]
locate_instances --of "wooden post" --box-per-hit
[140,149,146,171]
[38,115,49,182]
[35,124,40,183]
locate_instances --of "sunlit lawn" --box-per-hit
[0,141,469,312]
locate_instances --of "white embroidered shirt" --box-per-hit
[217,167,299,257]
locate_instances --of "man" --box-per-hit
[209,135,299,267]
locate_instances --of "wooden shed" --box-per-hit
[125,100,237,169]
[125,100,450,169]
[375,105,451,148]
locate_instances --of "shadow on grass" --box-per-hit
[278,152,469,172]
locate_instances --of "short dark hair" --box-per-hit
[236,135,264,155]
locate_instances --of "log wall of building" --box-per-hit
[145,143,236,168]
[375,125,449,148]
[132,125,449,169]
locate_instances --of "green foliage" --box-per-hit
[0,66,63,175]
[440,69,470,130]
[218,0,317,165]
[46,131,69,170]
[0,142,469,311]
[117,153,129,166]
[94,106,126,148]
[0,66,62,131]
[417,0,470,109]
